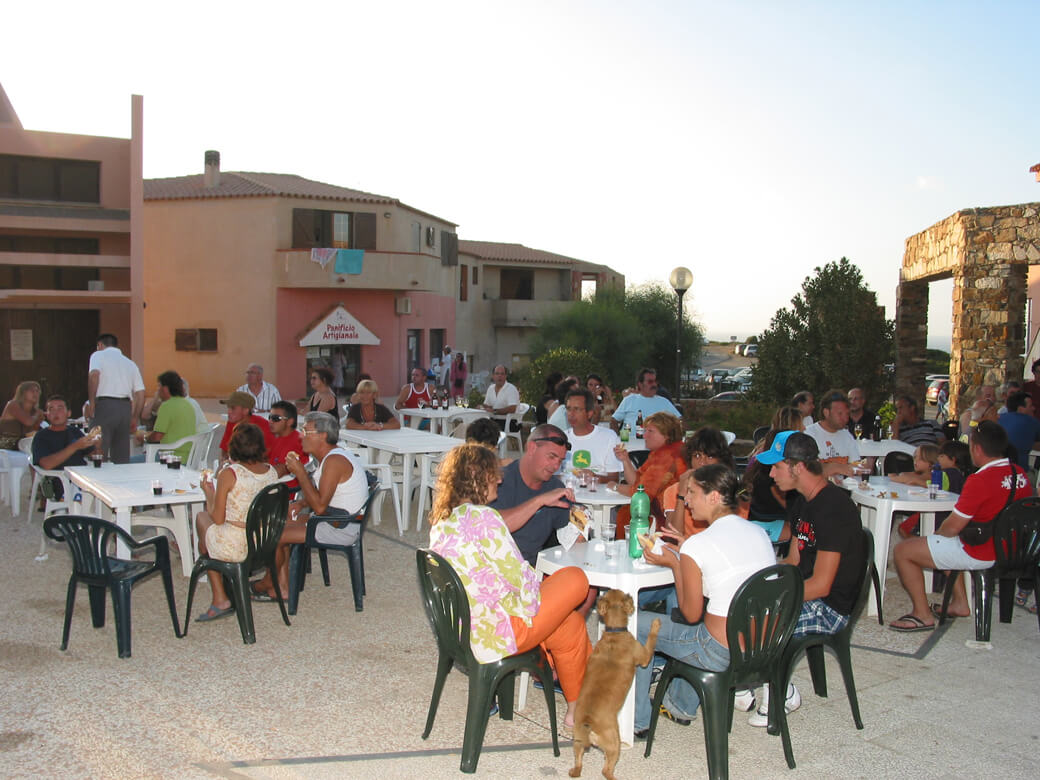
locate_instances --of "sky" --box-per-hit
[4,0,1039,349]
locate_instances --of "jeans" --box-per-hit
[638,585,677,612]
[634,610,730,730]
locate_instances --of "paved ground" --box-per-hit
[2,454,1038,778]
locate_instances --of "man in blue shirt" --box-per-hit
[998,391,1040,468]
[610,368,680,434]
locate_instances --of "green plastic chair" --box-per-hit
[416,548,560,774]
[779,528,875,732]
[644,564,804,779]
[44,515,181,659]
[937,496,1040,641]
[183,482,290,644]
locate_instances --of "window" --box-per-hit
[0,265,99,290]
[292,209,377,250]
[459,264,468,301]
[174,328,218,352]
[0,154,100,203]
[430,329,445,364]
[472,266,479,285]
[0,235,99,254]
[407,329,422,369]
[500,268,534,300]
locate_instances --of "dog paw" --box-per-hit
[650,618,661,632]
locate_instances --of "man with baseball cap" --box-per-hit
[742,430,866,726]
[219,390,274,460]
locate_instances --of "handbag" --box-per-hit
[958,463,1020,546]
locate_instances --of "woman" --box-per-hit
[308,366,339,422]
[632,464,776,736]
[345,379,401,431]
[429,443,592,727]
[608,412,688,536]
[0,381,45,449]
[586,373,615,423]
[194,423,279,622]
[536,372,563,425]
[449,352,468,399]
[662,426,735,536]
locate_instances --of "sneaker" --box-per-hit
[733,688,756,713]
[659,704,691,726]
[748,683,800,727]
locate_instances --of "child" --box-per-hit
[896,441,968,538]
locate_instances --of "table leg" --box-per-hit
[114,507,132,559]
[401,453,414,531]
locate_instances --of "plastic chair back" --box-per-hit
[992,496,1040,573]
[417,548,477,670]
[883,451,915,475]
[244,482,290,565]
[45,515,132,579]
[726,564,804,687]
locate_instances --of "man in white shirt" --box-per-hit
[610,368,680,434]
[803,389,860,478]
[565,388,622,484]
[237,363,282,412]
[86,333,145,464]
[482,364,520,419]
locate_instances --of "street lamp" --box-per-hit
[669,266,693,399]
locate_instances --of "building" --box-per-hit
[143,153,624,401]
[0,83,144,408]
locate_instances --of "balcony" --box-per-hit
[274,249,450,294]
[491,298,573,329]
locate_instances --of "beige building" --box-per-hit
[0,83,143,408]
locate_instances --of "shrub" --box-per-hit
[680,399,777,440]
[512,348,606,406]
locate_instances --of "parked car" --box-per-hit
[709,369,730,385]
[710,391,745,402]
[926,378,949,406]
[733,343,743,355]
[743,343,758,357]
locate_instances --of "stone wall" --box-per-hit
[898,203,1040,420]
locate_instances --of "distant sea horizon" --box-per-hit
[707,333,954,353]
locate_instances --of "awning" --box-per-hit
[298,305,381,346]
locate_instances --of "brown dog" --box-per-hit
[569,589,660,780]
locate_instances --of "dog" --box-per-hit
[569,589,660,780]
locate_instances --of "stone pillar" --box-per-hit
[895,279,928,405]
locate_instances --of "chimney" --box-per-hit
[203,150,220,188]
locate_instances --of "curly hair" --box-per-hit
[430,444,500,524]
[229,422,267,463]
[683,426,735,468]
[645,412,684,444]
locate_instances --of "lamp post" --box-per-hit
[669,267,693,400]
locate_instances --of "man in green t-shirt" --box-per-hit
[138,370,197,461]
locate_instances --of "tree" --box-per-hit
[752,258,893,404]
[512,348,607,405]
[531,284,703,393]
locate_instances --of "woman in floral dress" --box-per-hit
[429,443,591,727]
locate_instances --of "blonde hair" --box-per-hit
[355,379,380,396]
[429,444,501,524]
[645,412,684,444]
[14,381,41,405]
[915,443,940,466]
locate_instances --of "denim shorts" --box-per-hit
[927,534,994,571]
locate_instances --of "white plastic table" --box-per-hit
[568,484,630,538]
[534,542,674,747]
[397,406,488,435]
[854,439,916,459]
[338,429,460,530]
[840,476,958,615]
[67,463,205,561]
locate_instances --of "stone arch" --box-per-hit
[896,203,1040,422]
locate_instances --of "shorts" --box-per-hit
[927,534,994,571]
[754,518,786,542]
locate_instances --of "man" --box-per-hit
[137,371,197,461]
[1023,360,1040,421]
[610,368,680,434]
[892,395,943,446]
[218,391,274,459]
[86,333,145,464]
[998,391,1040,469]
[793,390,815,428]
[959,385,997,437]
[564,389,622,484]
[394,367,434,411]
[237,363,281,413]
[489,424,576,566]
[438,345,453,389]
[846,387,876,440]
[267,400,305,478]
[752,431,866,725]
[890,421,1033,630]
[33,395,99,472]
[804,390,861,478]
[482,364,520,427]
[998,380,1022,416]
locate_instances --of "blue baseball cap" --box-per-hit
[756,430,819,466]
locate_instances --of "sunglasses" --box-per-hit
[268,415,288,423]
[532,435,571,451]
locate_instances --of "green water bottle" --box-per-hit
[620,422,630,443]
[629,485,650,558]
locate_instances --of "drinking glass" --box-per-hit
[602,521,617,558]
[854,423,863,440]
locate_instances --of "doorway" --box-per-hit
[305,344,360,399]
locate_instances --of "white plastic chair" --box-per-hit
[27,465,80,561]
[414,452,446,525]
[144,427,216,471]
[499,403,531,457]
[1,446,32,517]
[338,442,404,535]
[722,430,737,445]
[445,409,490,439]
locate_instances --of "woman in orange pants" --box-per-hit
[429,444,592,727]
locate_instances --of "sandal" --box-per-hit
[889,613,934,632]
[195,604,235,622]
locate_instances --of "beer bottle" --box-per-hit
[635,411,644,439]
[872,414,882,442]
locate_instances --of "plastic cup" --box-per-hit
[151,480,163,496]
[602,522,617,558]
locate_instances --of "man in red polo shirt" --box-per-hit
[219,391,274,460]
[890,420,1033,631]
[267,400,305,480]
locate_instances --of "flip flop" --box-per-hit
[889,613,934,633]
[195,604,235,623]
[930,603,968,620]
[251,591,277,603]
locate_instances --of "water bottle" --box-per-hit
[629,485,650,558]
[620,423,630,443]
[930,463,942,499]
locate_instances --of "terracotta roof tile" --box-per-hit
[458,240,586,266]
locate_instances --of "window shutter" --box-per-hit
[354,212,377,250]
[292,209,319,248]
[440,230,458,266]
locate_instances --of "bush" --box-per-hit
[680,399,776,440]
[512,348,607,406]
